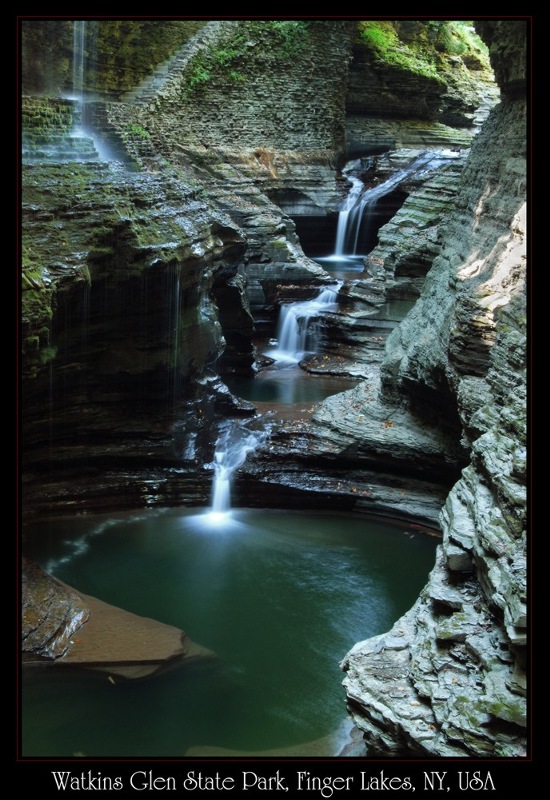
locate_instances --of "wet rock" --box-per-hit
[21,154,259,516]
[22,558,214,679]
[346,116,476,154]
[340,21,527,757]
[22,557,89,659]
[21,20,525,754]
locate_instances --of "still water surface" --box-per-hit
[22,507,437,757]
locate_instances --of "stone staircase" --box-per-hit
[21,97,100,163]
[122,20,239,106]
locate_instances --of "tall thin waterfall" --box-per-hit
[72,20,86,102]
[269,284,340,364]
[67,20,118,162]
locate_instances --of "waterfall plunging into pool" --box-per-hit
[268,284,340,365]
[333,165,365,258]
[207,420,270,523]
[320,150,461,268]
[339,151,444,257]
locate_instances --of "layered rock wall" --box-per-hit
[346,21,498,155]
[21,156,254,515]
[340,21,527,757]
[21,24,527,750]
[141,20,354,153]
[97,21,356,314]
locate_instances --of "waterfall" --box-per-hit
[334,167,364,257]
[268,284,340,364]
[168,264,182,411]
[67,20,119,162]
[206,421,270,523]
[333,150,457,258]
[72,20,86,102]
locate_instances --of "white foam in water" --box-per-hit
[203,421,271,526]
[333,150,453,258]
[268,284,340,364]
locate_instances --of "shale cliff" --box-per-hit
[339,20,527,757]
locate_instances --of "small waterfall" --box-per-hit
[269,284,340,364]
[333,150,456,258]
[334,167,364,257]
[206,421,270,524]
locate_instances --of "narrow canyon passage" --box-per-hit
[19,17,527,766]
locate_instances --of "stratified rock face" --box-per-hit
[21,154,254,515]
[345,21,498,156]
[475,20,527,97]
[142,20,354,153]
[21,20,525,727]
[21,21,353,517]
[22,557,89,659]
[340,22,527,757]
[99,22,351,315]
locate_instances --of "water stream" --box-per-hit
[207,420,270,522]
[267,284,340,365]
[317,149,462,275]
[22,62,454,762]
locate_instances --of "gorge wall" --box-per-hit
[339,20,527,757]
[21,21,357,517]
[20,19,527,757]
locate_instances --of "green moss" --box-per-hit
[184,60,213,96]
[356,20,490,83]
[125,123,151,140]
[357,21,443,81]
[448,21,489,58]
[259,20,308,58]
[181,21,309,99]
[22,20,207,98]
[486,696,525,727]
[21,249,55,373]
[39,344,58,365]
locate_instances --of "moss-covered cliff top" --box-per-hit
[348,20,495,125]
[356,20,490,79]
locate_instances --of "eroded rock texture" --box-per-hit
[340,21,527,757]
[21,21,526,748]
[21,154,256,515]
[22,557,90,659]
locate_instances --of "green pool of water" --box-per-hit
[21,507,437,757]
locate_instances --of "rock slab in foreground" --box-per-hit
[22,558,214,679]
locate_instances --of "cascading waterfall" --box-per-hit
[269,283,341,364]
[332,150,459,258]
[207,421,270,524]
[333,165,364,257]
[67,20,119,162]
